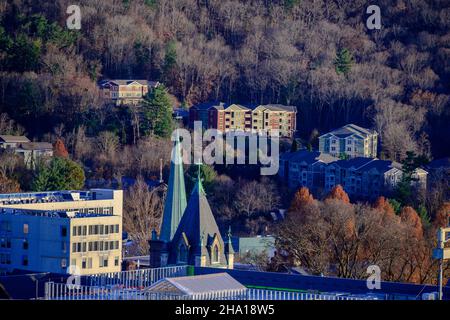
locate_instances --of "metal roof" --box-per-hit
[146,273,247,296]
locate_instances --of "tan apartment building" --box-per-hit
[0,189,123,275]
[190,103,297,138]
[99,80,160,106]
[251,104,297,138]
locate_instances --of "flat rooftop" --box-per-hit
[0,189,118,206]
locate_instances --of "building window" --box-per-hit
[115,257,119,267]
[61,259,67,268]
[23,224,29,234]
[23,239,29,250]
[100,257,108,268]
[212,245,219,263]
[82,258,87,269]
[22,255,28,266]
[177,243,188,263]
[88,258,93,269]
[61,226,67,237]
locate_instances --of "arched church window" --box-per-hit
[212,244,219,263]
[178,243,188,263]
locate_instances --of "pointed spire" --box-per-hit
[159,131,187,242]
[226,226,234,254]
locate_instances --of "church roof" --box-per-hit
[169,172,227,266]
[159,132,187,242]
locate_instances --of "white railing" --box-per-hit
[87,265,188,288]
[45,282,371,301]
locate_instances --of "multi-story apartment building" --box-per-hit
[99,80,160,106]
[319,124,378,158]
[189,102,297,137]
[279,151,428,200]
[251,105,296,138]
[279,150,338,192]
[0,189,123,275]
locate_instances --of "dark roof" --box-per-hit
[283,150,337,165]
[191,102,228,111]
[0,135,30,143]
[332,157,376,169]
[169,176,227,266]
[332,158,402,173]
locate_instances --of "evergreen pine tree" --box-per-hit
[142,85,174,138]
[334,48,353,76]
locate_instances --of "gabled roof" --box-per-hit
[146,273,246,296]
[100,80,159,87]
[284,150,338,165]
[225,104,250,111]
[332,157,404,173]
[0,135,30,143]
[320,124,376,139]
[169,172,226,265]
[257,104,297,112]
[191,102,228,111]
[333,157,376,170]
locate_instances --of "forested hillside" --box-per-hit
[0,0,450,160]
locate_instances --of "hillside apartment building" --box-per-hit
[99,80,160,106]
[319,124,378,158]
[189,102,297,138]
[279,151,428,200]
[0,189,123,275]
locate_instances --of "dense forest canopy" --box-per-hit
[0,0,449,160]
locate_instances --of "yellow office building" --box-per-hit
[0,189,123,275]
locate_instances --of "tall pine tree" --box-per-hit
[142,85,174,138]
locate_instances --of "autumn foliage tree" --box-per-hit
[326,185,350,203]
[0,173,20,193]
[289,187,314,212]
[373,196,396,221]
[53,138,69,158]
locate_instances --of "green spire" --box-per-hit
[159,131,187,242]
[193,162,205,195]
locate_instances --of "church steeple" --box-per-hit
[159,131,187,242]
[169,164,229,268]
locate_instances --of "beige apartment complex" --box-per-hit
[0,189,123,275]
[99,80,160,105]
